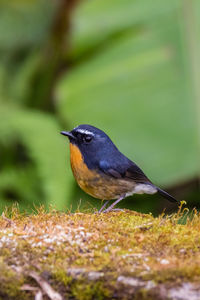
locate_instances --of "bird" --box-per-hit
[61,124,178,213]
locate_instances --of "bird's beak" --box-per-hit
[60,131,75,140]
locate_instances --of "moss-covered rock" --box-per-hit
[0,203,199,299]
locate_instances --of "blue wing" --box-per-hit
[99,158,150,183]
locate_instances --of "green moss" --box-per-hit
[0,261,28,300]
[53,270,73,286]
[133,289,156,300]
[71,280,110,300]
[145,265,200,283]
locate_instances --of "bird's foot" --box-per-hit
[97,196,125,213]
[98,200,109,213]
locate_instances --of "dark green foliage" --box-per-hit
[0,0,199,212]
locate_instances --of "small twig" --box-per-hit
[35,290,43,300]
[21,284,39,292]
[29,271,63,300]
[21,285,43,300]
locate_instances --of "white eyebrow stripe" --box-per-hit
[76,129,94,136]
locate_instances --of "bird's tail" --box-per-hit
[156,187,178,203]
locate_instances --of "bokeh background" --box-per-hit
[0,0,199,215]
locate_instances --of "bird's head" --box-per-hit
[61,125,117,164]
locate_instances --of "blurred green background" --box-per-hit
[0,0,199,215]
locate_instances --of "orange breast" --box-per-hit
[69,143,94,182]
[69,143,101,197]
[69,143,135,200]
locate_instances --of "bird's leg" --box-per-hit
[98,200,109,213]
[102,195,125,213]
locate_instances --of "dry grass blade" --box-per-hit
[1,212,15,227]
[29,271,62,300]
[133,222,153,230]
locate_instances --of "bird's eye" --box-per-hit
[83,135,92,143]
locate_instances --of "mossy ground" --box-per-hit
[0,202,200,299]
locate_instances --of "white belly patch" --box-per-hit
[125,184,157,197]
